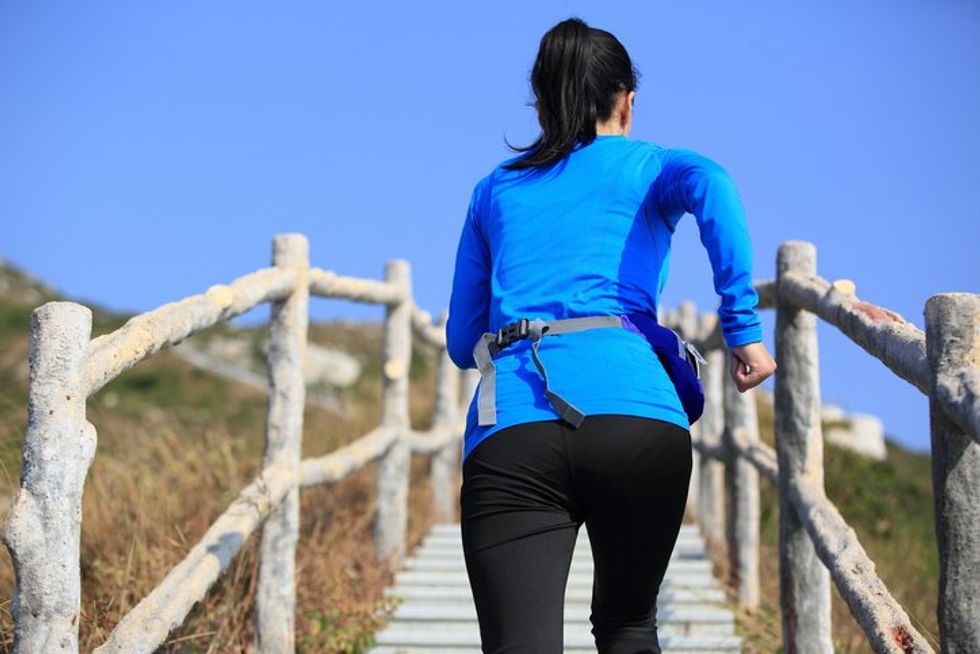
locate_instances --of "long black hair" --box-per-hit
[502,17,641,171]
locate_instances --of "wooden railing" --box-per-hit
[2,234,976,653]
[0,233,469,653]
[662,240,979,654]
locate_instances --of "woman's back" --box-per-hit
[487,134,669,327]
[447,133,763,463]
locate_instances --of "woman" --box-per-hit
[445,16,777,654]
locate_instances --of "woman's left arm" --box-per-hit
[651,147,763,349]
[445,176,492,369]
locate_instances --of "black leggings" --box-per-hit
[460,414,693,654]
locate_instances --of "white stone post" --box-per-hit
[774,241,833,652]
[723,375,761,610]
[699,344,727,555]
[676,303,701,520]
[254,234,309,654]
[431,309,460,522]
[374,259,412,568]
[1,302,97,654]
[925,293,980,653]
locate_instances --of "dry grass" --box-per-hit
[0,294,944,652]
[0,316,450,653]
[705,395,941,654]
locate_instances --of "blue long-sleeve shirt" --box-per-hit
[446,134,763,465]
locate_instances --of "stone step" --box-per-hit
[382,602,735,633]
[393,569,720,589]
[427,521,703,536]
[382,585,727,605]
[401,556,712,574]
[368,643,741,654]
[368,629,742,652]
[370,522,741,653]
[420,538,706,551]
[414,539,707,555]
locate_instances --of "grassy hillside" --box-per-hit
[0,262,446,652]
[724,397,940,653]
[0,258,941,652]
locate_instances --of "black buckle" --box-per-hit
[495,318,530,349]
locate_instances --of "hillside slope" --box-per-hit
[0,258,939,652]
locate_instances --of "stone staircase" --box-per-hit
[367,521,742,653]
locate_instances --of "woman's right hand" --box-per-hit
[728,341,777,392]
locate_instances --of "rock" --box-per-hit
[205,335,253,361]
[822,403,846,421]
[303,342,361,388]
[754,388,887,461]
[824,413,887,461]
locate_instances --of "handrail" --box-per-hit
[1,235,975,653]
[674,240,978,653]
[86,266,296,396]
[0,233,468,653]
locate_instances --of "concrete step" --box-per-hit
[382,584,727,605]
[427,521,703,536]
[392,569,721,590]
[370,521,741,653]
[401,556,712,574]
[413,536,706,552]
[381,603,735,633]
[368,643,741,654]
[368,629,742,652]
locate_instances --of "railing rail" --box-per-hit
[668,240,978,653]
[1,235,975,653]
[0,233,468,653]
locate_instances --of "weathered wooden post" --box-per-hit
[1,303,96,653]
[254,233,310,654]
[431,309,460,522]
[925,293,980,653]
[460,369,480,422]
[697,307,727,556]
[774,240,833,652]
[675,303,701,520]
[687,418,701,521]
[374,259,412,568]
[723,374,761,610]
[2,302,97,654]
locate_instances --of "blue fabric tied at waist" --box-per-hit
[471,311,708,429]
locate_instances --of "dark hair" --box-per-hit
[502,17,641,171]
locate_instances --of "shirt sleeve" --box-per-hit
[651,148,763,349]
[445,176,492,369]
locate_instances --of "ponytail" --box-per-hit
[503,17,640,171]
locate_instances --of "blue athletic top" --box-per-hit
[446,134,763,466]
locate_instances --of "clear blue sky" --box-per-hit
[2,2,977,452]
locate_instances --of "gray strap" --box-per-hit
[473,332,498,425]
[526,318,587,428]
[539,315,623,335]
[471,314,626,428]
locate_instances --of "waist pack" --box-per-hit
[471,311,708,428]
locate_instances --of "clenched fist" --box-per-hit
[728,341,777,392]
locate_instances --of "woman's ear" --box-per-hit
[623,90,636,133]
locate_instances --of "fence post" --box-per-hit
[925,293,980,653]
[375,259,412,568]
[723,375,761,610]
[431,309,460,522]
[774,240,833,652]
[676,303,701,520]
[1,302,96,654]
[254,234,309,654]
[698,309,727,556]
